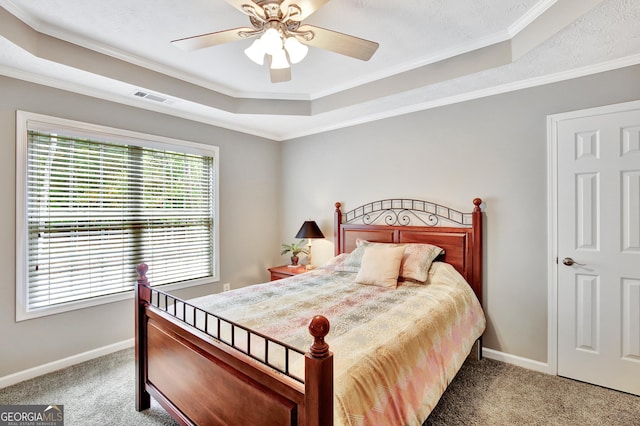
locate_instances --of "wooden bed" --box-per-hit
[135,198,483,425]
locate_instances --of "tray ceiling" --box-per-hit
[0,0,639,140]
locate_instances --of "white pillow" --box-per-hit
[355,244,406,288]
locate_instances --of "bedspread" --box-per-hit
[186,261,485,426]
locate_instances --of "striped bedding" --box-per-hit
[187,260,485,425]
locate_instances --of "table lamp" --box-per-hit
[295,220,325,269]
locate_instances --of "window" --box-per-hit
[16,111,219,320]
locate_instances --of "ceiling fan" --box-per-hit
[171,0,379,83]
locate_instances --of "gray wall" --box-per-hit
[281,65,640,363]
[2,64,639,378]
[0,76,281,377]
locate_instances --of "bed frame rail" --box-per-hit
[135,263,333,426]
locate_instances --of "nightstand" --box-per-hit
[268,265,307,281]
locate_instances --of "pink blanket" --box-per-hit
[188,261,485,425]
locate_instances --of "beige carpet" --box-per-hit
[426,357,640,425]
[1,349,638,425]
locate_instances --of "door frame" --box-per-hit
[546,99,640,376]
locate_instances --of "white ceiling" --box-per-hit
[0,0,639,140]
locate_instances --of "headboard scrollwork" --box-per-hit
[340,199,476,227]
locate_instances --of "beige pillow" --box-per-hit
[352,239,444,282]
[355,244,406,288]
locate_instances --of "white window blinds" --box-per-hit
[19,113,218,317]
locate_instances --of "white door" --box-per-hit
[556,101,640,396]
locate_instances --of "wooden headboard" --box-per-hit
[334,198,483,305]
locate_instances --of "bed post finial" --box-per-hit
[308,315,330,358]
[137,263,149,287]
[473,198,482,212]
[306,315,333,425]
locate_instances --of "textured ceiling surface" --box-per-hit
[0,0,639,140]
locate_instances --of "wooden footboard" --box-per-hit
[135,264,333,426]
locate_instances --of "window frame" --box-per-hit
[16,111,220,321]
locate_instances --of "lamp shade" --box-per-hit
[271,49,289,70]
[284,37,308,64]
[261,28,283,55]
[244,39,266,65]
[295,221,324,239]
[270,48,290,69]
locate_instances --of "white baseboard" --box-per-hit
[0,338,134,389]
[0,340,555,389]
[483,347,554,374]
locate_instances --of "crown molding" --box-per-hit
[508,0,558,37]
[282,54,640,140]
[3,53,638,142]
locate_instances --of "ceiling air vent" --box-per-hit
[132,90,172,104]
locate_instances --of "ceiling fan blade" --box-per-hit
[222,0,266,20]
[171,27,257,51]
[269,66,292,83]
[298,25,379,61]
[280,0,331,21]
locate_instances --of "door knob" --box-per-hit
[562,257,585,266]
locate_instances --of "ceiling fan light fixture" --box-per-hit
[270,48,290,69]
[284,37,308,64]
[244,39,266,65]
